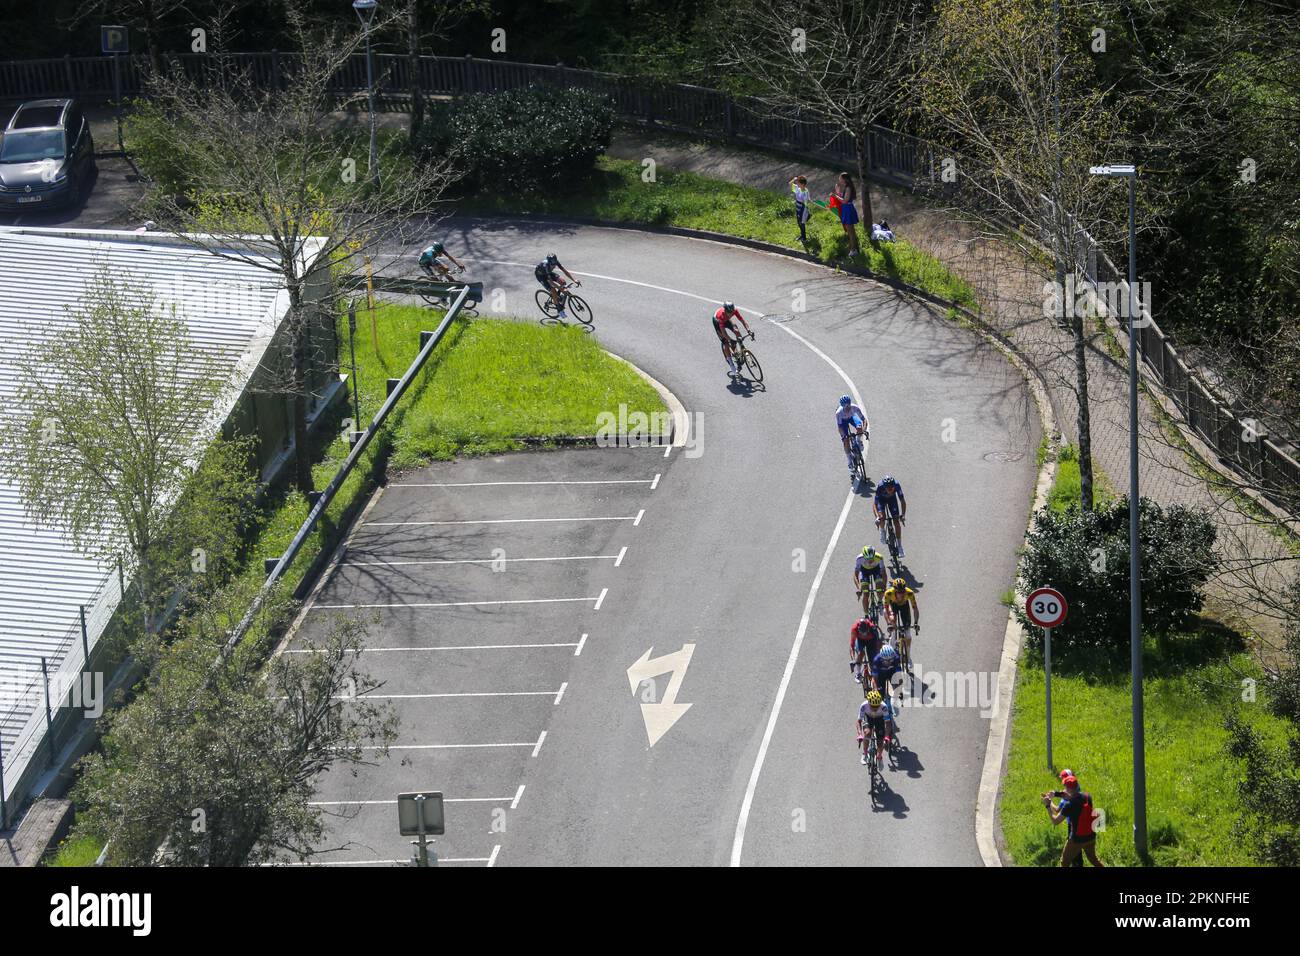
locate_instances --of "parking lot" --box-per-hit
[286,446,668,865]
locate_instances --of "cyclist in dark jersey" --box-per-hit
[535,253,581,318]
[873,475,907,558]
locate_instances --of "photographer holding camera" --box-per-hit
[1041,770,1104,867]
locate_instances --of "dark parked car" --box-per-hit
[0,99,96,212]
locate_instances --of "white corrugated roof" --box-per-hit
[0,226,317,778]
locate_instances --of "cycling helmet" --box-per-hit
[866,691,883,706]
[862,546,879,559]
[892,577,906,589]
[839,395,853,407]
[546,253,559,265]
[854,617,872,633]
[880,474,895,487]
[879,645,898,661]
[722,301,736,313]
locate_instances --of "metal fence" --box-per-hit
[1,51,1295,492]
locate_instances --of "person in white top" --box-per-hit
[789,175,813,244]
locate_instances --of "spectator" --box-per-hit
[789,175,812,244]
[1041,773,1104,867]
[833,172,861,257]
[872,219,895,243]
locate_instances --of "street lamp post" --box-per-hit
[352,0,380,186]
[1089,163,1146,859]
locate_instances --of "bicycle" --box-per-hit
[535,281,593,329]
[881,513,905,565]
[417,270,479,315]
[729,332,763,383]
[848,430,867,488]
[863,724,884,789]
[856,576,883,623]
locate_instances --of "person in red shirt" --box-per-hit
[712,302,753,380]
[1042,774,1104,867]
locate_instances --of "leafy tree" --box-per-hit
[1016,496,1219,647]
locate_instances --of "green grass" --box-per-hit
[460,156,978,311]
[1047,443,1116,512]
[45,833,104,867]
[342,305,665,470]
[1001,628,1284,866]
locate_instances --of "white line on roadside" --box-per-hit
[310,596,600,610]
[633,509,645,526]
[395,479,657,487]
[531,731,548,758]
[309,796,517,807]
[365,741,540,751]
[575,633,588,656]
[287,641,582,654]
[487,845,502,867]
[336,690,561,701]
[593,587,608,611]
[510,785,526,810]
[554,682,568,705]
[663,444,672,458]
[614,546,627,567]
[366,516,640,527]
[345,554,622,568]
[284,858,490,866]
[650,473,661,490]
[728,316,865,868]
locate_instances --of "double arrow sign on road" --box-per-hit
[626,644,696,747]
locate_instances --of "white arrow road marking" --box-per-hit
[626,644,696,747]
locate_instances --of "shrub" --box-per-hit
[412,86,615,194]
[1015,496,1218,647]
[123,99,198,197]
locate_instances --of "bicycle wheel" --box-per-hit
[535,289,560,319]
[566,293,594,327]
[853,448,867,486]
[741,347,764,383]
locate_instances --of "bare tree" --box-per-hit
[398,0,489,140]
[720,0,928,228]
[135,3,457,493]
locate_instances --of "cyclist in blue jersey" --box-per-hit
[835,395,869,483]
[873,474,907,558]
[869,643,902,700]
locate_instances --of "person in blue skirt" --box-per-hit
[834,172,861,257]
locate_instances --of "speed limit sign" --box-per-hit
[1026,587,1068,628]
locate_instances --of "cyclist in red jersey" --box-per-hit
[712,301,753,379]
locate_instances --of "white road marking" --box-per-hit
[650,473,661,490]
[627,644,696,747]
[367,741,540,751]
[338,690,561,701]
[593,587,608,611]
[287,857,490,866]
[663,444,672,458]
[531,731,548,757]
[554,681,568,705]
[366,516,640,527]
[309,796,517,806]
[346,553,622,568]
[311,596,600,610]
[633,508,645,526]
[288,641,582,653]
[575,633,588,656]
[614,546,627,567]
[395,479,657,487]
[510,785,526,810]
[487,845,502,867]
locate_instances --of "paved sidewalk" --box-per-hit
[608,127,1293,641]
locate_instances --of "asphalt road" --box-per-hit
[290,218,1039,866]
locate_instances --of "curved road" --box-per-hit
[374,217,1039,866]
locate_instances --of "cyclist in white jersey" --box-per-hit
[835,395,869,481]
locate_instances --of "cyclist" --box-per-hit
[857,690,891,766]
[712,302,753,379]
[835,396,869,483]
[535,253,581,319]
[849,614,883,685]
[418,241,465,280]
[853,545,887,616]
[869,642,902,701]
[882,576,920,668]
[873,474,907,557]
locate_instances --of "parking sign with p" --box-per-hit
[101,25,129,54]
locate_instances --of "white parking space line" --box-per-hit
[633,509,645,526]
[346,554,622,568]
[309,795,519,807]
[510,785,526,810]
[288,641,583,654]
[650,473,661,490]
[366,516,641,527]
[337,690,562,701]
[553,682,568,705]
[367,735,545,752]
[487,845,502,867]
[289,857,491,866]
[531,731,548,758]
[614,546,627,567]
[395,479,658,487]
[310,596,601,610]
[575,633,588,656]
[593,587,608,611]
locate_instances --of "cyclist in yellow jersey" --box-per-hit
[882,576,919,668]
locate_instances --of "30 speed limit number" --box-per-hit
[1026,587,1068,629]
